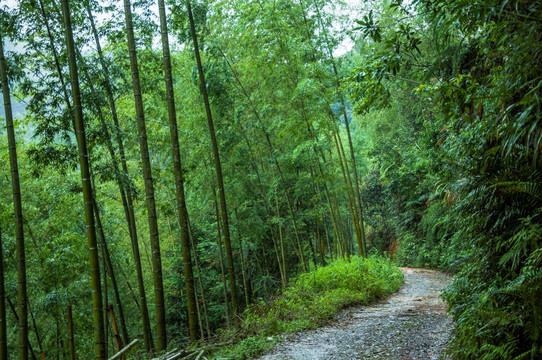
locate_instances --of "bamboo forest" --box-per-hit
[0,0,541,358]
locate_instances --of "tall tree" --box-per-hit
[122,0,167,349]
[186,0,239,317]
[60,0,105,358]
[92,196,129,346]
[84,3,154,346]
[0,31,29,360]
[313,0,367,257]
[157,0,199,342]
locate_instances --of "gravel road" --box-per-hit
[258,268,453,360]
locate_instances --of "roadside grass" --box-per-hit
[213,255,404,360]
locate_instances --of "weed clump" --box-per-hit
[215,255,403,359]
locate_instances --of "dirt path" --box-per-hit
[258,268,453,360]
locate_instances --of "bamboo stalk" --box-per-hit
[1,29,29,360]
[123,0,166,348]
[67,306,75,360]
[108,339,139,360]
[186,0,239,317]
[61,0,105,356]
[187,221,212,340]
[85,3,148,347]
[213,188,231,326]
[0,228,6,360]
[108,305,125,359]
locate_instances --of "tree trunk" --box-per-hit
[157,0,199,342]
[312,0,367,257]
[102,239,109,359]
[85,5,151,345]
[335,130,364,256]
[6,298,37,360]
[122,0,167,349]
[108,305,125,358]
[212,190,231,326]
[60,0,105,357]
[0,227,7,360]
[28,301,45,358]
[292,0,366,259]
[234,210,250,308]
[84,11,151,341]
[332,196,346,259]
[0,31,29,360]
[333,130,362,252]
[275,196,289,284]
[91,195,130,348]
[187,221,212,340]
[186,0,239,317]
[67,306,75,360]
[35,10,133,346]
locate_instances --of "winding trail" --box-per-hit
[258,268,453,360]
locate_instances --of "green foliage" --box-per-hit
[3,0,377,354]
[8,0,541,356]
[217,336,277,360]
[348,0,542,358]
[214,256,403,360]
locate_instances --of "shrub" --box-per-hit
[214,255,403,359]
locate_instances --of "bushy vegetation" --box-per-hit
[1,0,540,357]
[349,0,542,358]
[214,255,403,360]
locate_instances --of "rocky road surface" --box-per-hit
[258,268,453,360]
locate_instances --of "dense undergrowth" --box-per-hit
[350,0,542,358]
[212,255,403,360]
